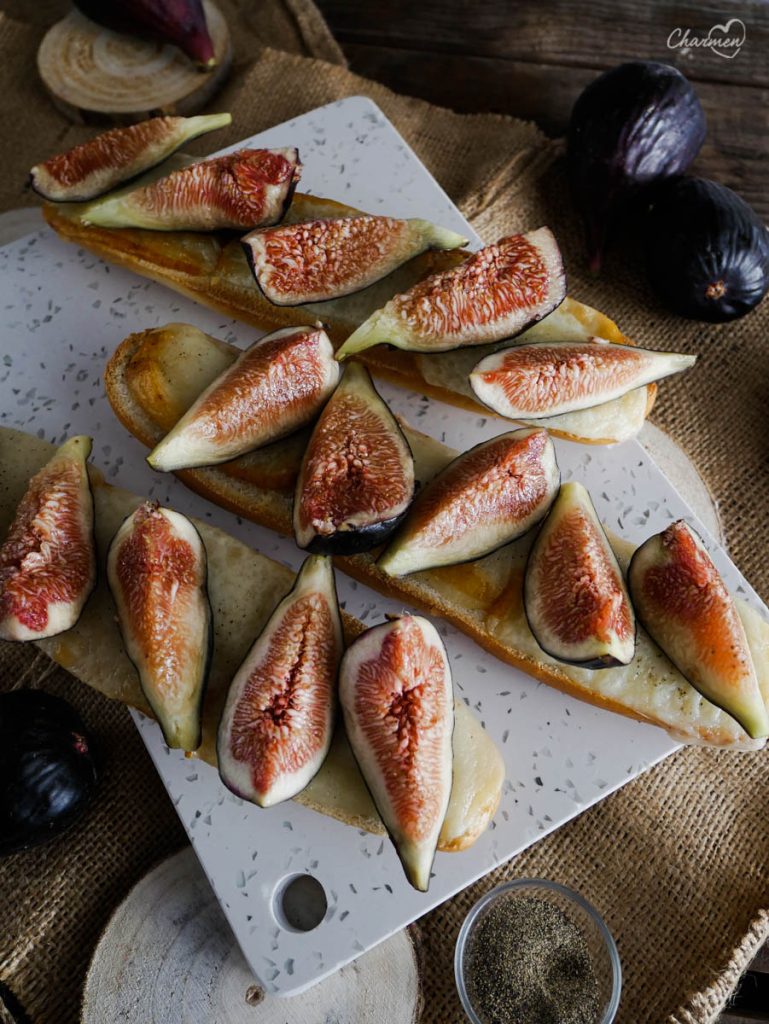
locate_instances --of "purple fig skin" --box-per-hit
[567,61,706,273]
[73,0,217,68]
[645,177,769,322]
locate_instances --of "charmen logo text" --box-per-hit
[667,18,746,59]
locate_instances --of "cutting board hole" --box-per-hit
[273,873,327,932]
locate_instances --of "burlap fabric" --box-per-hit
[1,3,767,1022]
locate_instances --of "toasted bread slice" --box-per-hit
[105,324,769,749]
[44,198,655,445]
[0,426,505,851]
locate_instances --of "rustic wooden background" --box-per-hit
[315,3,769,1021]
[316,0,768,219]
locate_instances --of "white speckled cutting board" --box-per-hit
[1,97,766,997]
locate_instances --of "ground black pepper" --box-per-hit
[464,894,600,1024]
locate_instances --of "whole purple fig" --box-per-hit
[73,0,217,69]
[567,61,706,272]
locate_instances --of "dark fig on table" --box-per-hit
[628,520,769,738]
[242,215,467,305]
[29,114,231,203]
[336,228,565,358]
[567,61,706,272]
[470,340,695,420]
[147,326,339,472]
[339,615,454,891]
[73,0,217,68]
[525,482,636,668]
[0,690,99,856]
[217,555,343,807]
[81,148,301,231]
[379,428,559,577]
[644,177,769,322]
[293,363,415,554]
[107,502,212,751]
[0,436,96,642]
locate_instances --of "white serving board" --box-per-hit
[0,97,766,998]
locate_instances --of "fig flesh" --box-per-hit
[81,148,301,231]
[379,428,559,577]
[293,363,415,554]
[107,501,212,750]
[242,215,467,305]
[339,615,454,891]
[524,482,636,668]
[469,340,695,420]
[628,520,769,738]
[217,555,343,807]
[147,326,339,472]
[30,114,231,203]
[0,436,96,642]
[335,227,565,358]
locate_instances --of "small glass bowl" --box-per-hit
[454,878,621,1024]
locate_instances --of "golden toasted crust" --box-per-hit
[45,201,653,445]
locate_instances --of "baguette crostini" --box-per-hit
[44,197,657,445]
[104,323,769,749]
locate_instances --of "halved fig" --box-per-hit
[107,502,212,750]
[469,339,695,419]
[628,520,769,738]
[0,436,96,642]
[335,227,565,358]
[147,326,339,472]
[242,215,467,305]
[339,615,454,891]
[217,555,343,807]
[379,428,559,577]
[293,363,415,554]
[29,113,231,203]
[524,482,636,668]
[81,148,301,231]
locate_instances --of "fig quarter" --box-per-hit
[339,614,454,891]
[628,520,769,739]
[107,501,212,751]
[217,555,343,807]
[0,436,96,643]
[336,227,565,358]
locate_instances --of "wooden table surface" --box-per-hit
[316,3,769,1021]
[317,0,768,219]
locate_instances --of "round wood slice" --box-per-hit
[36,2,231,124]
[81,847,422,1023]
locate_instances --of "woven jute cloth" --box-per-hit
[1,3,767,1023]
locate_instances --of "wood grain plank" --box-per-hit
[720,1016,767,1023]
[318,0,768,86]
[336,44,768,218]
